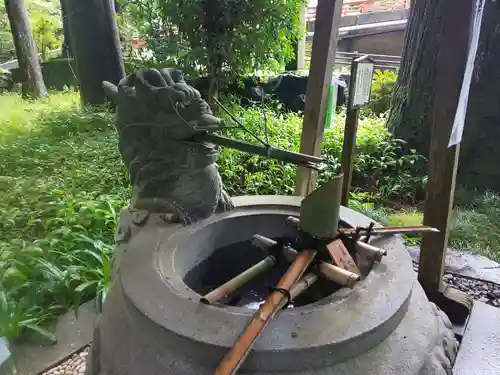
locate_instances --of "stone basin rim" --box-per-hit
[120,195,414,357]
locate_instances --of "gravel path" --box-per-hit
[42,346,89,375]
[444,273,500,307]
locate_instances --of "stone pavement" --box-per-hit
[2,300,97,375]
[453,301,500,375]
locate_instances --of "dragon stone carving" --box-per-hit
[103,68,233,225]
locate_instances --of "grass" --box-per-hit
[0,90,499,342]
[0,92,128,341]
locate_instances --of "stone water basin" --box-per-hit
[86,196,457,375]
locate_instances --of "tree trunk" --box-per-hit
[5,0,47,98]
[387,0,448,154]
[66,0,125,106]
[457,0,500,191]
[389,0,500,191]
[60,0,72,57]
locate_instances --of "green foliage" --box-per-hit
[451,192,500,260]
[0,91,422,341]
[0,3,16,62]
[29,4,63,60]
[0,93,128,340]
[348,193,391,226]
[366,69,398,116]
[217,100,426,202]
[0,0,62,63]
[122,0,306,84]
[355,192,500,261]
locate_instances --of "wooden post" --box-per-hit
[417,0,473,293]
[340,54,360,206]
[340,54,374,206]
[294,0,343,196]
[340,109,359,205]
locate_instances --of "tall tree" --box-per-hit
[387,0,447,154]
[60,0,72,57]
[457,0,500,191]
[125,0,306,101]
[388,0,500,191]
[66,0,125,105]
[4,0,47,98]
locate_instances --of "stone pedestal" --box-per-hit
[86,196,457,375]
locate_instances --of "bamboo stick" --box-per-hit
[288,272,318,301]
[355,241,387,262]
[317,262,360,288]
[340,225,439,236]
[252,235,360,288]
[286,216,438,237]
[215,250,317,375]
[201,256,277,305]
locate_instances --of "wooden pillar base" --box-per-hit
[423,282,472,325]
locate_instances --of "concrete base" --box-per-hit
[86,196,457,375]
[453,301,500,375]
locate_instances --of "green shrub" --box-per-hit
[366,69,398,116]
[29,1,63,60]
[41,58,79,90]
[10,58,79,91]
[122,0,306,85]
[218,102,426,202]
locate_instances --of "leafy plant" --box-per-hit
[0,89,424,341]
[0,93,127,340]
[366,69,398,116]
[451,191,500,260]
[1,0,62,62]
[216,99,426,203]
[29,6,63,60]
[0,2,16,62]
[121,0,306,96]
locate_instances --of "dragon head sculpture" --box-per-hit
[103,68,233,225]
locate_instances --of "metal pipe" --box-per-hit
[200,256,277,305]
[197,133,324,169]
[252,235,360,288]
[340,225,439,236]
[285,216,300,229]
